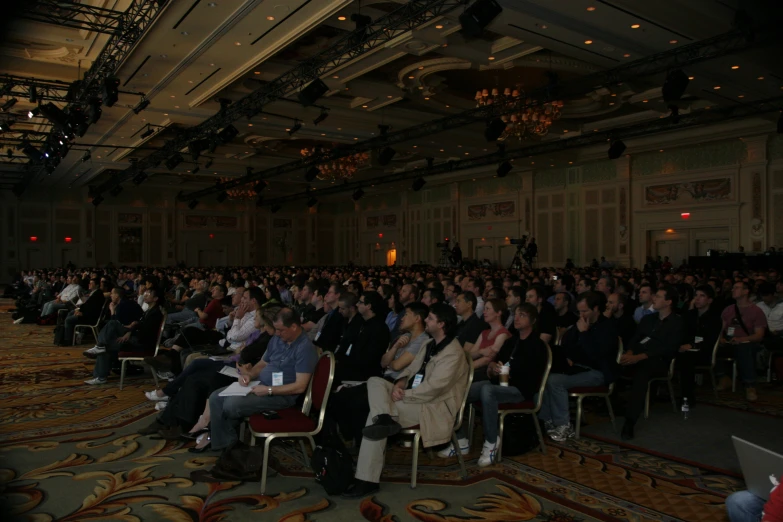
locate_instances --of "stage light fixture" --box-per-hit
[133,98,150,114]
[426,157,435,168]
[140,126,155,139]
[20,141,42,161]
[1,98,18,112]
[0,83,13,96]
[0,121,11,132]
[188,138,210,161]
[288,120,302,136]
[81,151,91,162]
[218,98,232,111]
[497,161,512,178]
[305,166,320,182]
[298,79,329,106]
[132,171,148,185]
[217,124,239,143]
[313,108,329,125]
[307,196,318,208]
[188,200,199,210]
[662,70,690,103]
[216,191,228,203]
[257,180,268,190]
[92,194,104,207]
[165,153,184,170]
[484,118,507,141]
[102,76,120,107]
[459,0,503,38]
[29,86,37,103]
[88,98,102,124]
[608,140,626,159]
[378,146,396,165]
[39,102,69,127]
[6,148,12,159]
[271,204,282,213]
[204,158,213,168]
[109,185,123,197]
[191,166,200,174]
[352,188,365,201]
[411,177,426,191]
[351,13,372,29]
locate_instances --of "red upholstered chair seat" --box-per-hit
[498,401,535,410]
[248,408,316,434]
[569,385,609,394]
[118,350,154,358]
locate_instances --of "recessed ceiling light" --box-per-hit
[439,149,444,152]
[611,93,617,97]
[163,113,168,116]
[408,75,415,79]
[713,85,721,89]
[170,95,175,98]
[731,65,739,69]
[586,6,596,11]
[337,127,341,130]
[540,24,547,29]
[208,2,217,6]
[174,105,179,108]
[362,105,368,108]
[188,80,193,84]
[568,161,573,164]
[338,16,346,21]
[160,54,167,58]
[248,123,253,127]
[609,102,615,105]
[623,53,631,58]
[631,24,640,29]
[353,137,358,140]
[705,106,711,109]
[320,133,325,136]
[209,63,215,66]
[234,42,241,46]
[387,95,393,98]
[688,76,694,80]
[531,161,534,165]
[266,16,275,21]
[488,56,495,60]
[435,24,443,29]
[181,31,189,35]
[738,94,745,98]
[254,71,260,75]
[642,99,648,103]
[445,104,450,108]
[669,39,678,44]
[584,40,593,45]
[758,76,765,80]
[285,128,290,132]
[332,75,339,79]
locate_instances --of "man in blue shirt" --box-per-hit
[207,308,318,451]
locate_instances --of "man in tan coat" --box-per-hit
[343,302,469,498]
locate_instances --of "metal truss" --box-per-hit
[0,74,75,104]
[263,96,783,205]
[18,0,133,35]
[177,27,765,202]
[13,0,167,196]
[91,0,471,197]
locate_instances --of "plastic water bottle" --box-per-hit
[681,398,689,420]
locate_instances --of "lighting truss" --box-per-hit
[0,75,76,104]
[177,26,765,202]
[262,96,783,205]
[91,0,470,197]
[17,0,136,35]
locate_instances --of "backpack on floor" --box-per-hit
[501,413,540,456]
[311,419,353,495]
[209,441,264,482]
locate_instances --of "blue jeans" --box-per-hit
[166,309,197,325]
[42,300,68,317]
[162,358,225,396]
[538,369,604,427]
[208,388,296,450]
[457,380,524,445]
[726,490,765,522]
[720,343,762,385]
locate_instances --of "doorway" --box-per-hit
[61,248,77,267]
[26,248,44,269]
[696,238,729,255]
[386,249,397,266]
[656,240,688,266]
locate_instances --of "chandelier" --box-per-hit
[218,177,260,200]
[300,147,369,181]
[475,87,563,139]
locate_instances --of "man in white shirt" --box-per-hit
[757,283,783,351]
[464,277,485,318]
[41,276,83,317]
[633,283,656,324]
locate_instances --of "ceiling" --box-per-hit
[1,0,782,202]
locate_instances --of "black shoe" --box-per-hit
[342,479,380,498]
[138,420,166,435]
[362,414,402,441]
[621,421,635,441]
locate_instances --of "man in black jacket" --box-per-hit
[539,291,619,442]
[620,286,684,440]
[85,287,164,385]
[677,285,722,406]
[62,278,107,346]
[312,283,345,353]
[333,290,390,384]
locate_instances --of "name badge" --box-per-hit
[695,336,704,344]
[346,344,353,356]
[640,337,650,344]
[314,331,321,341]
[412,374,424,388]
[727,327,736,336]
[272,372,283,386]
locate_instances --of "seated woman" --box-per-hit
[438,303,548,467]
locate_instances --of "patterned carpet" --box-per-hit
[0,298,763,521]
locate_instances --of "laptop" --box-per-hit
[732,436,783,501]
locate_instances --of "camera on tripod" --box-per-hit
[508,236,528,246]
[436,241,450,249]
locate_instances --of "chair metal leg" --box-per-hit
[496,413,505,463]
[644,384,651,419]
[606,396,616,433]
[260,436,274,494]
[452,431,467,479]
[467,405,474,449]
[574,397,583,439]
[119,359,127,390]
[249,432,256,447]
[151,364,159,389]
[668,381,677,413]
[533,414,546,455]
[732,363,737,392]
[410,432,420,489]
[299,440,311,468]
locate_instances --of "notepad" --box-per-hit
[218,366,240,378]
[218,381,259,397]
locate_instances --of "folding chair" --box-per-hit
[246,352,335,494]
[568,338,623,438]
[73,302,109,345]
[645,357,677,419]
[695,336,724,398]
[118,310,167,390]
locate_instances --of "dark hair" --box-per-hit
[429,302,458,336]
[638,282,654,293]
[599,277,616,293]
[248,286,266,307]
[555,291,572,306]
[426,288,445,303]
[757,282,776,297]
[338,292,358,309]
[508,286,525,300]
[361,290,387,317]
[111,285,125,296]
[214,284,228,296]
[613,292,628,308]
[458,291,478,312]
[405,301,429,324]
[694,284,715,300]
[515,302,539,328]
[578,291,607,313]
[264,284,281,302]
[559,274,575,292]
[528,285,547,301]
[274,307,301,327]
[579,278,596,291]
[660,285,680,306]
[467,277,485,294]
[402,283,420,302]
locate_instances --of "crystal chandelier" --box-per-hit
[300,147,369,181]
[475,87,563,139]
[219,177,260,200]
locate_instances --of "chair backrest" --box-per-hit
[607,337,624,392]
[453,348,474,431]
[301,352,335,432]
[94,299,110,327]
[709,334,722,367]
[531,342,553,412]
[152,310,167,357]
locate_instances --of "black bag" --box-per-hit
[501,413,540,456]
[209,441,264,481]
[311,419,354,495]
[53,325,66,346]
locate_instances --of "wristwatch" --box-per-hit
[267,387,273,396]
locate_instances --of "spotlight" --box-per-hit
[132,171,148,185]
[165,153,184,170]
[217,124,239,143]
[0,120,11,132]
[187,138,210,161]
[669,104,680,124]
[411,177,426,191]
[133,98,150,114]
[6,148,12,158]
[288,120,302,136]
[378,146,396,165]
[29,86,37,103]
[216,191,228,203]
[351,13,372,29]
[298,79,330,106]
[459,0,503,38]
[65,80,83,102]
[0,83,13,96]
[109,185,123,197]
[485,118,507,142]
[218,98,232,111]
[92,194,104,207]
[307,196,318,208]
[313,108,329,126]
[88,98,102,124]
[81,151,91,162]
[20,141,42,161]
[140,126,155,139]
[204,158,213,168]
[305,166,320,182]
[256,194,264,207]
[378,124,390,136]
[608,140,626,159]
[191,166,200,174]
[271,204,282,213]
[497,161,512,178]
[426,157,434,168]
[352,188,365,201]
[67,107,89,137]
[1,98,18,112]
[39,102,69,127]
[102,76,120,107]
[188,200,199,210]
[662,70,690,103]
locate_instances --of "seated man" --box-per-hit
[620,286,684,440]
[200,308,318,452]
[165,280,207,326]
[83,287,164,385]
[40,275,82,318]
[605,292,637,349]
[539,291,619,441]
[343,303,468,497]
[61,278,107,346]
[677,285,722,405]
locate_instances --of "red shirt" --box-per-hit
[200,299,225,329]
[764,483,783,521]
[721,303,767,339]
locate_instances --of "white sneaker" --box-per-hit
[154,401,167,411]
[477,441,497,467]
[436,438,470,458]
[156,371,174,381]
[549,423,575,442]
[13,317,24,324]
[83,346,106,357]
[84,377,107,385]
[144,390,168,402]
